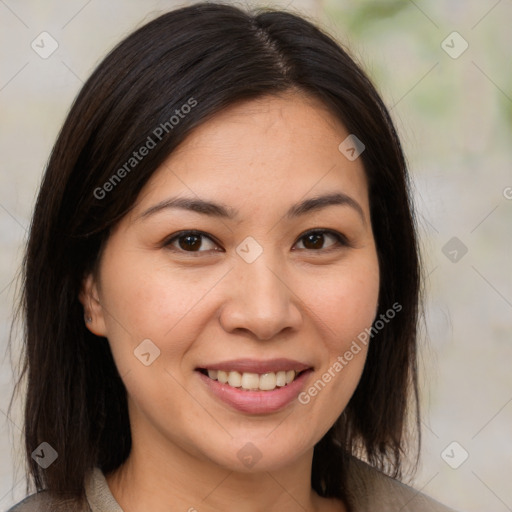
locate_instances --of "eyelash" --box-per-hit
[163,229,350,255]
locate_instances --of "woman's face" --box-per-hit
[83,92,380,473]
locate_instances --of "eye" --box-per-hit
[164,230,222,253]
[293,229,348,251]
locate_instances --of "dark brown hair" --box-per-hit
[12,2,420,508]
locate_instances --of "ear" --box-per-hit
[79,273,108,337]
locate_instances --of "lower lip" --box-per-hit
[197,370,312,414]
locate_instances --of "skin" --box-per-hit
[81,91,380,512]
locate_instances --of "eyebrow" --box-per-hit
[285,193,365,223]
[138,192,365,223]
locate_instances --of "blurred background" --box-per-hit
[0,1,511,510]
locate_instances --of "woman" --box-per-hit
[9,3,457,511]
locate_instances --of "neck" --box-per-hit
[105,431,342,512]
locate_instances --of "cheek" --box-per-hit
[302,257,380,347]
[97,260,223,420]
[97,255,226,368]
[293,255,379,423]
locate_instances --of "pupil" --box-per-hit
[304,233,324,249]
[179,234,201,251]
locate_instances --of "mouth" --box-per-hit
[197,368,306,392]
[195,358,313,414]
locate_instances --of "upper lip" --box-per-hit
[197,358,312,374]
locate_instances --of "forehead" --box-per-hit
[131,92,370,219]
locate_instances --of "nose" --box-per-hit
[219,257,303,341]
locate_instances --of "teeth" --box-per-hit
[259,372,277,391]
[276,371,286,387]
[227,371,242,388]
[241,372,260,390]
[206,369,299,391]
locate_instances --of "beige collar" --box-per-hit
[85,460,456,512]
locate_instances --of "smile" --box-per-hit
[196,358,313,414]
[199,369,302,392]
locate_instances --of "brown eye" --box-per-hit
[179,234,202,251]
[302,232,325,249]
[294,230,346,251]
[166,231,220,253]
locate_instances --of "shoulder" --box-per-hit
[5,468,120,512]
[346,457,459,512]
[6,492,52,512]
[6,491,89,512]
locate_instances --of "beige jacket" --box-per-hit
[7,460,458,512]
